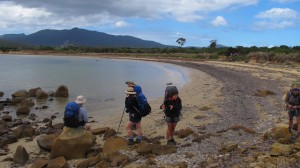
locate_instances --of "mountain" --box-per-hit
[0,38,29,48]
[0,28,167,48]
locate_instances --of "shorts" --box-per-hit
[289,109,300,118]
[129,113,142,123]
[165,116,180,123]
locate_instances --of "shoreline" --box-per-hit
[0,53,223,167]
[1,52,299,167]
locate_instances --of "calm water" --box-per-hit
[0,54,188,119]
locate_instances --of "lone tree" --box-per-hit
[209,39,217,48]
[176,38,186,48]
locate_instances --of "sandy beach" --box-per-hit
[1,53,300,167]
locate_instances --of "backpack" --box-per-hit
[134,85,151,117]
[165,85,178,100]
[282,81,300,102]
[63,102,81,128]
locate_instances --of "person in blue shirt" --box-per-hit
[64,95,91,130]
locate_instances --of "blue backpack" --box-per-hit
[63,102,82,127]
[134,85,151,117]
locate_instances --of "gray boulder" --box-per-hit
[55,85,69,97]
[13,145,29,164]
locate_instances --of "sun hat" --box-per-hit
[124,87,136,94]
[125,80,135,86]
[75,95,87,104]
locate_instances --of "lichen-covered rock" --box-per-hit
[270,142,292,156]
[31,158,48,168]
[12,90,27,98]
[37,134,56,151]
[50,127,95,160]
[48,156,68,168]
[102,137,127,157]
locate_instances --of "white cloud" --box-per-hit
[254,8,298,30]
[256,8,297,19]
[271,0,299,3]
[0,1,121,33]
[254,21,295,30]
[211,16,228,27]
[114,21,128,27]
[0,0,260,34]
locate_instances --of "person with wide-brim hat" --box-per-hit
[64,95,91,130]
[124,87,143,145]
[125,81,135,88]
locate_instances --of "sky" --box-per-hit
[0,0,299,47]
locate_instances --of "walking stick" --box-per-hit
[117,107,126,133]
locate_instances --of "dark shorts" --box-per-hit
[165,116,180,123]
[129,113,142,123]
[289,109,300,118]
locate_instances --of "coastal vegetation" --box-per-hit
[1,45,300,64]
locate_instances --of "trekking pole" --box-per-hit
[117,107,126,133]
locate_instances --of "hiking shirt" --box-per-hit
[78,107,88,124]
[125,95,142,122]
[164,97,182,118]
[287,94,300,111]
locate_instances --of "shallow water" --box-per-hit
[0,54,189,119]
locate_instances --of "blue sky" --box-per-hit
[0,0,299,47]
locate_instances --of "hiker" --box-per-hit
[285,88,300,137]
[160,85,182,145]
[124,87,142,145]
[63,95,91,130]
[125,81,135,88]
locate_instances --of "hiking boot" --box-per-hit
[127,139,134,145]
[135,138,142,144]
[167,139,176,145]
[288,127,292,134]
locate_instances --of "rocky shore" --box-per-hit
[0,56,300,168]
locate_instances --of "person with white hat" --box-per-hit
[124,87,143,145]
[64,95,91,130]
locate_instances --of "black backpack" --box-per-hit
[63,102,84,128]
[165,85,178,99]
[140,102,151,117]
[133,101,152,117]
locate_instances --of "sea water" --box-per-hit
[0,54,188,119]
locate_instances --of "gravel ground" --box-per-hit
[153,61,292,168]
